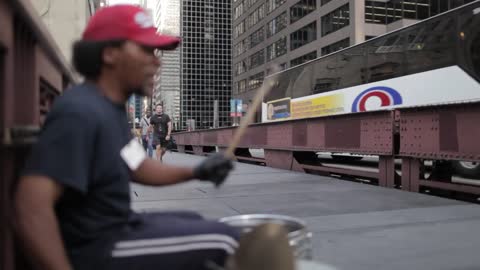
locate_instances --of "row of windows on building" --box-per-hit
[234,11,287,56]
[182,32,231,39]
[183,54,231,59]
[234,4,350,57]
[234,0,286,20]
[233,0,329,40]
[234,0,475,44]
[232,0,474,94]
[184,13,230,19]
[233,0,344,39]
[233,36,354,93]
[234,4,266,37]
[184,45,231,51]
[232,71,264,94]
[234,0,342,22]
[237,0,474,31]
[233,21,350,76]
[365,0,475,24]
[232,52,312,94]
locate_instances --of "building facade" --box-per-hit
[180,0,232,130]
[232,0,475,117]
[151,0,233,130]
[32,0,106,64]
[153,0,182,130]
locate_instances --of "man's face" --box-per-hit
[115,41,161,97]
[156,105,163,115]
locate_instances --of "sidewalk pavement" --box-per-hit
[131,152,480,270]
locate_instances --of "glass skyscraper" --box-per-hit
[154,0,182,130]
[181,0,232,129]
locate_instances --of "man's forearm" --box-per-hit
[15,201,73,270]
[133,158,194,186]
[167,122,172,136]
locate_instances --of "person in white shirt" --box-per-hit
[140,111,151,154]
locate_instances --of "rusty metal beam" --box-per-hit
[175,110,394,155]
[419,180,480,195]
[401,158,422,192]
[301,164,379,180]
[378,156,396,188]
[264,149,294,170]
[399,102,480,161]
[236,156,265,163]
[174,103,480,197]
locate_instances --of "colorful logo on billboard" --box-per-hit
[351,86,403,112]
[230,99,243,117]
[267,98,291,120]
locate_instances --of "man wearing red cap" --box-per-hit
[15,5,238,270]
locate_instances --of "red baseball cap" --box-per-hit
[82,4,181,50]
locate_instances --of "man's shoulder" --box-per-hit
[50,84,100,118]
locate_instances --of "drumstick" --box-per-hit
[224,65,280,159]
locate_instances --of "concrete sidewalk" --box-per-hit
[131,152,480,270]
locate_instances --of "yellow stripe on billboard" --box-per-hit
[291,93,345,119]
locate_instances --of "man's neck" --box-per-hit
[93,74,129,105]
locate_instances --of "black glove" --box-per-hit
[193,153,233,187]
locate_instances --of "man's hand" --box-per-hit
[193,153,233,187]
[165,135,171,141]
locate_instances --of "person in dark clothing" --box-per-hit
[150,104,171,161]
[14,5,237,270]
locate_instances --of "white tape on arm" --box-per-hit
[120,139,147,171]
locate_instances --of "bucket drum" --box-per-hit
[219,214,313,260]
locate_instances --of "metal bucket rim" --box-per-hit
[219,214,309,238]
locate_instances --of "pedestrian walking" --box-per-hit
[150,104,171,162]
[140,111,151,152]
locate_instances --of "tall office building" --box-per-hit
[232,0,475,117]
[181,0,232,129]
[122,0,152,126]
[152,0,233,130]
[153,0,182,130]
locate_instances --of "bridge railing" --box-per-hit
[174,102,480,196]
[0,1,76,269]
[399,102,480,194]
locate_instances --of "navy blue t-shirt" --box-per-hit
[22,83,135,267]
[150,113,171,138]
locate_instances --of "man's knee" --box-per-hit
[208,221,241,242]
[186,222,240,269]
